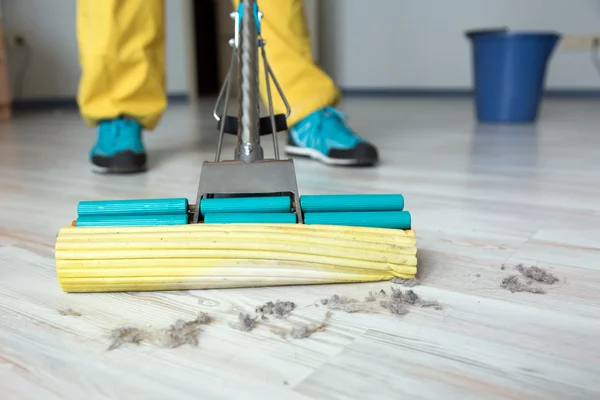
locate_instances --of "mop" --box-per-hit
[54,0,418,293]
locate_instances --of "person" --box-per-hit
[75,0,379,173]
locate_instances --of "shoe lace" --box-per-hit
[309,106,357,147]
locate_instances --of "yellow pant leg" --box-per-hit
[76,0,166,130]
[231,0,341,126]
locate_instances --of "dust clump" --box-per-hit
[392,287,418,304]
[322,294,355,307]
[516,264,559,284]
[391,287,443,310]
[500,275,545,294]
[500,264,559,294]
[323,287,442,315]
[290,311,332,339]
[475,274,481,278]
[230,313,258,332]
[231,300,299,333]
[321,294,378,313]
[108,327,146,350]
[365,289,387,302]
[290,326,313,339]
[152,312,212,348]
[192,312,212,324]
[107,312,213,350]
[391,278,420,287]
[365,294,375,302]
[256,300,296,319]
[268,312,332,339]
[380,299,408,315]
[58,308,82,317]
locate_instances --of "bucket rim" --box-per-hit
[466,29,562,40]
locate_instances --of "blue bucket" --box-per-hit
[466,29,561,123]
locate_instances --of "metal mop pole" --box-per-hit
[235,0,263,162]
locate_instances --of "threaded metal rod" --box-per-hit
[235,0,263,162]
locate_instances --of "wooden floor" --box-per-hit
[1,98,600,399]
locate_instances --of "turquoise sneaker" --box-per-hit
[286,106,379,166]
[90,117,147,173]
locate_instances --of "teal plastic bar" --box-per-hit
[204,213,297,224]
[200,196,291,215]
[76,214,188,227]
[304,211,411,229]
[300,194,404,212]
[77,198,188,216]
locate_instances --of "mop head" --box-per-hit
[55,194,417,292]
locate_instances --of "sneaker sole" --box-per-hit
[91,151,147,174]
[284,145,377,166]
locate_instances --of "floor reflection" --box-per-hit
[468,123,538,177]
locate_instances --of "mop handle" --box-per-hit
[235,0,262,162]
[211,0,290,163]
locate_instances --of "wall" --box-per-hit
[319,0,600,90]
[303,0,319,61]
[7,0,599,100]
[1,0,188,101]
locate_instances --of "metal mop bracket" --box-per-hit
[192,0,303,223]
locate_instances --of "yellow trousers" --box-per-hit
[76,0,340,130]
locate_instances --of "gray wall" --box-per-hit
[4,0,600,101]
[319,0,600,90]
